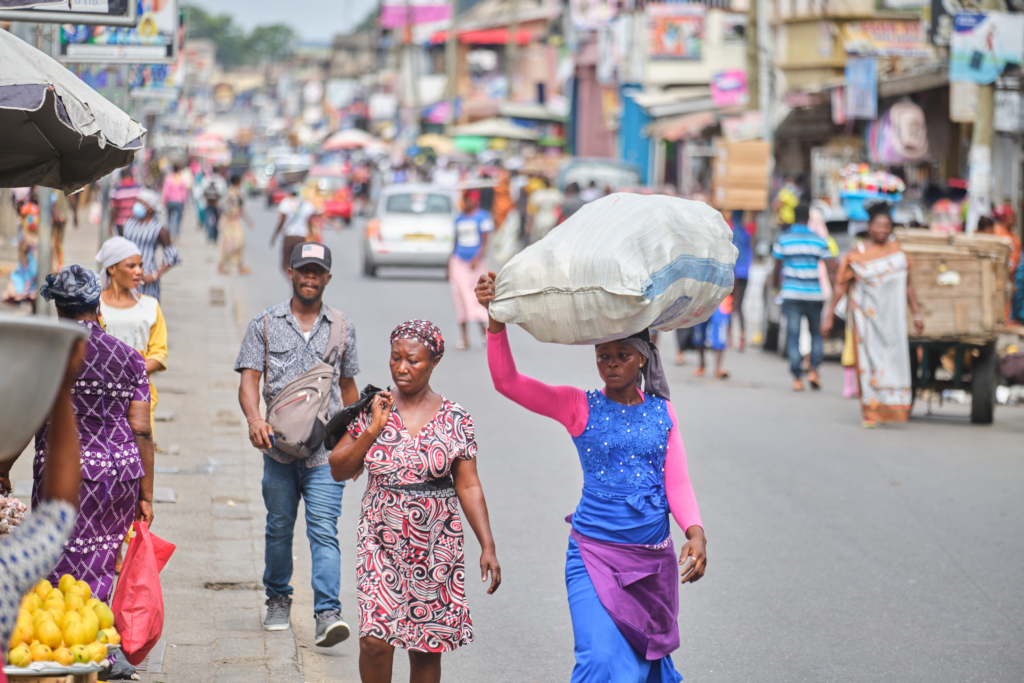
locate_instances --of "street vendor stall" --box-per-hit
[898,229,1013,423]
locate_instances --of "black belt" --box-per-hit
[382,475,456,498]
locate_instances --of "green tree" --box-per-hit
[184,4,297,67]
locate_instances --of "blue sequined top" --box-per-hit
[570,390,673,546]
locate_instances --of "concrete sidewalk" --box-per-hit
[7,212,304,683]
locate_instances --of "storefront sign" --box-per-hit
[711,70,748,107]
[949,12,1024,85]
[571,0,616,30]
[60,0,179,63]
[843,21,932,57]
[647,3,704,60]
[381,0,450,29]
[845,57,878,120]
[994,90,1021,132]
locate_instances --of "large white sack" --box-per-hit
[490,193,738,345]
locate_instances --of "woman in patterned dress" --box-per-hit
[329,320,500,683]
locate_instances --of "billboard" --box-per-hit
[647,3,704,60]
[949,12,1024,84]
[0,0,137,26]
[59,0,180,63]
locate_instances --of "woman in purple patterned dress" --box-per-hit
[29,265,155,602]
[329,320,500,683]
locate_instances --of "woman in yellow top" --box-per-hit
[95,237,168,432]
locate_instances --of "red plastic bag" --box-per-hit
[111,521,176,666]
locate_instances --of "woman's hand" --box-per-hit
[136,499,154,525]
[820,309,835,337]
[679,526,707,584]
[367,391,394,437]
[913,316,924,335]
[475,272,496,307]
[481,547,501,594]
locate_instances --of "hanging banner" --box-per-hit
[994,89,1021,132]
[949,12,1024,85]
[647,3,704,60]
[380,0,451,29]
[949,80,979,122]
[842,20,932,57]
[711,70,749,107]
[59,0,180,63]
[570,0,616,30]
[845,57,877,120]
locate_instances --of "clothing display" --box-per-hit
[347,399,477,652]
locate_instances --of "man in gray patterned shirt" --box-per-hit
[235,242,359,647]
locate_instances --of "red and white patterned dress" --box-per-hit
[348,398,476,651]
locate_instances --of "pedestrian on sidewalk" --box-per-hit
[329,320,501,681]
[771,204,835,391]
[271,188,317,274]
[0,334,83,651]
[109,166,140,237]
[96,237,169,436]
[235,242,360,648]
[218,174,253,275]
[692,295,731,379]
[450,189,493,350]
[822,203,924,427]
[14,266,155,602]
[161,163,188,237]
[475,272,705,683]
[123,189,181,302]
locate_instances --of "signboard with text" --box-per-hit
[647,3,704,60]
[58,0,179,63]
[0,0,136,26]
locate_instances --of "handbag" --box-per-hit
[263,309,347,459]
[323,384,384,450]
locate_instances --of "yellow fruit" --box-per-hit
[70,644,89,664]
[9,620,34,649]
[35,619,62,649]
[76,581,92,601]
[53,645,73,666]
[101,628,120,646]
[97,630,108,644]
[22,593,42,611]
[58,574,77,594]
[62,621,87,648]
[61,610,82,629]
[86,642,107,663]
[9,643,32,668]
[85,598,100,609]
[45,606,64,623]
[44,588,64,603]
[93,604,114,631]
[80,611,99,644]
[34,580,52,599]
[65,593,84,612]
[29,642,52,662]
[32,610,54,629]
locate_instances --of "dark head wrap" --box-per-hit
[616,329,671,400]
[390,319,445,359]
[39,264,101,313]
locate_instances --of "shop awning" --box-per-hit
[430,28,536,45]
[645,111,718,141]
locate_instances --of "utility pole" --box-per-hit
[965,0,1000,234]
[506,0,519,102]
[756,0,771,142]
[36,188,53,318]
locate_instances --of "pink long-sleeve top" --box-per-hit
[487,328,702,535]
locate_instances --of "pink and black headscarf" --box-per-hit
[390,319,445,359]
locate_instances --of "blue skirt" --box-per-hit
[566,537,683,683]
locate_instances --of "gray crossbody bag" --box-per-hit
[263,309,347,459]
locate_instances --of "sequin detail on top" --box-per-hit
[572,390,672,491]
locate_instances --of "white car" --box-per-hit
[363,184,457,277]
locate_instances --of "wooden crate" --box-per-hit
[895,229,1012,342]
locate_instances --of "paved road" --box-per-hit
[231,198,1024,683]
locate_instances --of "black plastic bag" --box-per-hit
[323,384,384,450]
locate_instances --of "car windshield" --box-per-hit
[311,175,346,192]
[385,193,452,214]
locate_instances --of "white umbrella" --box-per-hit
[321,128,377,151]
[0,28,146,193]
[449,118,540,141]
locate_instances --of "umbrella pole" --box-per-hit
[36,188,53,318]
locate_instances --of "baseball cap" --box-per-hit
[290,242,332,271]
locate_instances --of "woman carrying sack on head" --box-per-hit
[474,273,706,683]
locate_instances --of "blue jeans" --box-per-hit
[205,204,220,242]
[262,455,346,614]
[782,299,823,378]
[165,202,183,236]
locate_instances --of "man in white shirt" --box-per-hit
[270,189,318,273]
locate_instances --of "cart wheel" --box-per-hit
[970,344,997,425]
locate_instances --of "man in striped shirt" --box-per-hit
[771,204,835,391]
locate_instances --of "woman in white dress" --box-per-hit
[96,237,169,432]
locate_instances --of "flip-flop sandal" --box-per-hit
[716,370,730,379]
[693,368,706,377]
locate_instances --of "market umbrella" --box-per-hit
[449,117,541,141]
[321,128,377,151]
[0,28,145,193]
[416,133,456,155]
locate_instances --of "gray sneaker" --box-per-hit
[314,609,351,647]
[264,595,292,631]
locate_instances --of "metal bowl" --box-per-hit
[0,314,88,461]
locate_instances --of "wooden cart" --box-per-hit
[896,229,1013,424]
